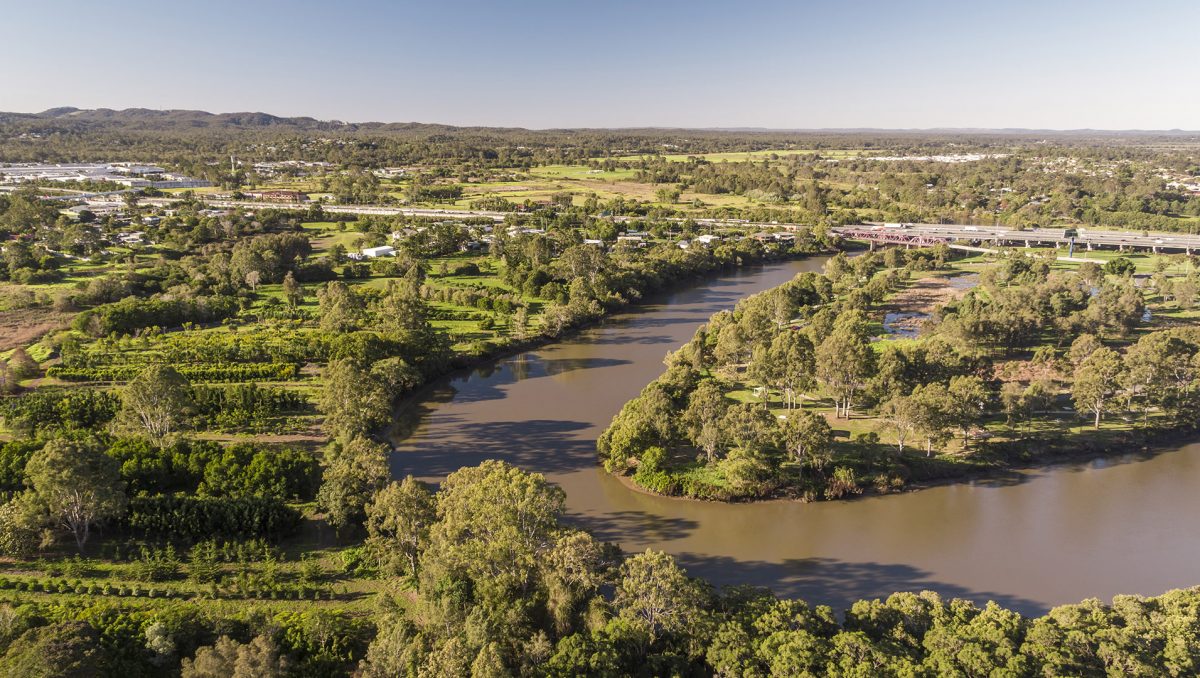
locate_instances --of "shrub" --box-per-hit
[826,466,862,500]
[125,496,302,541]
[130,545,181,582]
[72,296,239,337]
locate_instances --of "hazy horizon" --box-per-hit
[8,106,1200,135]
[3,0,1197,130]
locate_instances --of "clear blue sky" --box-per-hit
[3,0,1197,129]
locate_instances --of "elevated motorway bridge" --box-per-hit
[833,223,1200,255]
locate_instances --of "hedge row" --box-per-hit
[47,363,300,383]
[0,577,337,601]
[124,495,303,541]
[73,296,240,336]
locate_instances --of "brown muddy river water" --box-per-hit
[390,257,1200,615]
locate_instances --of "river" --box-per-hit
[389,257,1200,616]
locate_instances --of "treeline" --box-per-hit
[2,107,1120,168]
[0,435,319,502]
[65,329,339,370]
[599,249,938,500]
[3,383,306,438]
[125,496,301,541]
[495,226,828,311]
[614,148,1200,232]
[47,362,299,383]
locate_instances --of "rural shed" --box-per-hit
[362,245,396,258]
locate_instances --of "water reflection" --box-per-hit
[946,272,980,291]
[674,554,1046,614]
[883,311,929,338]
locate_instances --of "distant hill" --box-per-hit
[0,107,1195,167]
[1,107,1196,136]
[1,107,365,132]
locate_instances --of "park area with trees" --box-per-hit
[600,245,1200,501]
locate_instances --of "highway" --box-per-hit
[835,223,1200,254]
[38,189,140,202]
[138,197,805,230]
[140,198,512,221]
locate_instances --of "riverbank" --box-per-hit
[615,417,1200,504]
[385,247,836,443]
[599,245,1200,504]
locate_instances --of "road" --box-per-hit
[38,188,140,202]
[139,197,807,230]
[836,223,1200,254]
[140,198,513,221]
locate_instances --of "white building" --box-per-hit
[115,232,147,245]
[362,245,396,258]
[0,163,207,188]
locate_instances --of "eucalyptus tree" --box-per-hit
[25,439,126,552]
[1072,346,1124,428]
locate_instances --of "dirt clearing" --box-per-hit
[0,307,74,353]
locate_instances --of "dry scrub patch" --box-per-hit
[886,276,968,315]
[0,307,74,352]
